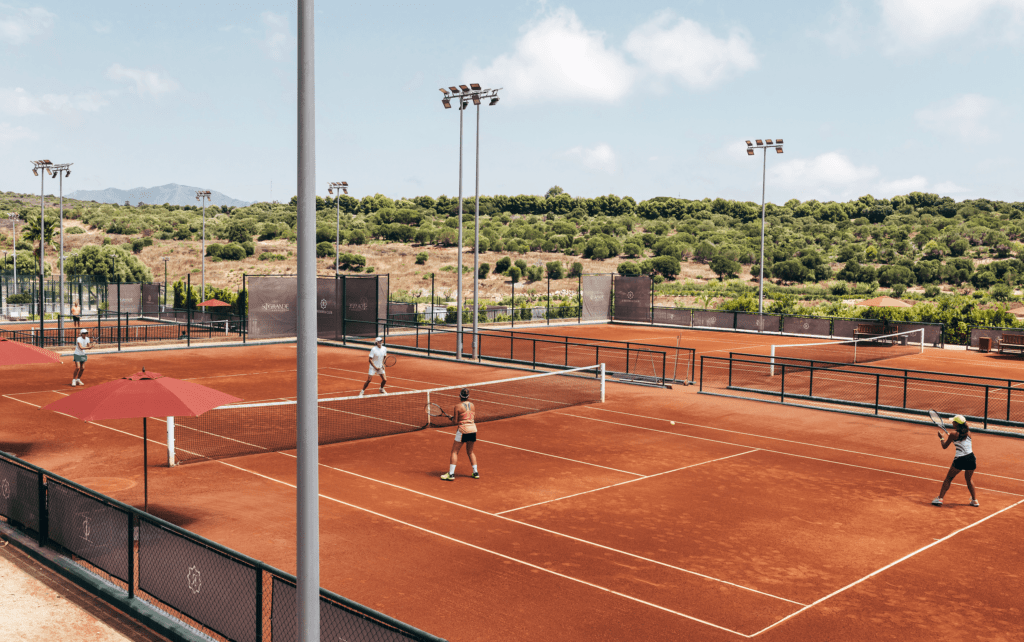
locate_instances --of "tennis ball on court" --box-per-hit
[670,421,676,425]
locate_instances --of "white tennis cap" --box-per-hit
[952,415,967,425]
[80,329,88,334]
[375,336,383,342]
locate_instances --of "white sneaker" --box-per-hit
[358,390,364,397]
[71,379,77,386]
[77,379,84,386]
[379,389,388,395]
[931,497,943,506]
[970,499,980,507]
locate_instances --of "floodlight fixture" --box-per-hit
[449,86,460,93]
[470,83,481,90]
[472,95,481,105]
[439,88,449,94]
[776,139,784,144]
[459,84,470,92]
[766,139,773,144]
[747,148,755,156]
[745,140,753,147]
[776,147,784,153]
[442,98,452,109]
[756,139,764,146]
[32,169,38,176]
[489,97,499,106]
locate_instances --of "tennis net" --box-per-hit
[169,364,605,465]
[768,328,924,375]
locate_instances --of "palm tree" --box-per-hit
[20,212,57,276]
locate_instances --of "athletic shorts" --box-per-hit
[72,316,80,322]
[368,366,385,376]
[953,453,977,471]
[73,354,87,363]
[454,430,477,443]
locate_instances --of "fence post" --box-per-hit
[242,274,247,344]
[186,274,191,348]
[511,278,514,329]
[1007,382,1012,422]
[117,281,122,352]
[36,472,47,548]
[984,386,990,430]
[728,356,733,387]
[809,364,814,397]
[699,356,704,392]
[903,371,908,409]
[780,364,786,402]
[546,276,550,326]
[577,273,581,324]
[532,338,536,370]
[626,346,630,375]
[126,513,136,599]
[875,375,880,415]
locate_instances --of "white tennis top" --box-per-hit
[954,434,973,457]
[74,335,90,356]
[369,345,387,369]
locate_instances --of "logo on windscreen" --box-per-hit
[1,479,8,499]
[262,303,290,311]
[348,297,369,312]
[320,298,327,309]
[187,566,202,594]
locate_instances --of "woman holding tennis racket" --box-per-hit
[931,414,979,507]
[440,389,479,481]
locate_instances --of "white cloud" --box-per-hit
[807,1,864,55]
[0,121,35,142]
[624,11,757,89]
[0,87,109,115]
[880,0,1024,50]
[914,94,997,141]
[106,64,179,96]
[563,143,617,173]
[463,8,635,103]
[768,151,946,200]
[0,6,55,45]
[260,12,290,60]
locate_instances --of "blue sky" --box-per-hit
[2,0,1022,205]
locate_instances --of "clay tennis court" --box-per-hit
[2,327,1023,641]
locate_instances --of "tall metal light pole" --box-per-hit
[327,181,349,276]
[31,160,53,345]
[51,163,72,341]
[162,258,169,308]
[440,84,501,358]
[6,213,17,294]
[195,190,212,300]
[296,1,320,641]
[746,139,783,315]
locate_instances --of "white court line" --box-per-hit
[748,497,1024,638]
[567,405,1024,486]
[555,410,1024,497]
[3,394,169,450]
[496,449,760,515]
[434,430,645,477]
[207,456,792,637]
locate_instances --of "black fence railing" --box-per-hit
[352,320,669,386]
[698,354,1024,437]
[0,450,447,642]
[622,308,946,348]
[1,313,242,349]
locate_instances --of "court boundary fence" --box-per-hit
[364,320,670,386]
[0,450,448,642]
[698,354,1024,438]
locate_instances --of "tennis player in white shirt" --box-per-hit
[359,337,388,397]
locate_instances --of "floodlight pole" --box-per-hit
[32,161,53,345]
[470,88,501,356]
[457,99,465,358]
[196,190,212,301]
[746,139,783,315]
[328,181,348,276]
[162,258,169,308]
[296,1,320,641]
[51,163,72,343]
[6,213,17,294]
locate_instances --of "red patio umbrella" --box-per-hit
[0,338,63,366]
[42,369,241,510]
[198,299,230,308]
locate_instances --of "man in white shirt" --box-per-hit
[359,337,388,397]
[72,329,91,386]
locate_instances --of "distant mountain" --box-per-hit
[67,183,252,208]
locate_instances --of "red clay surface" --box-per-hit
[2,322,1023,641]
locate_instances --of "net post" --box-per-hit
[770,345,776,377]
[728,355,733,387]
[1007,382,1012,422]
[166,417,176,467]
[917,328,924,353]
[903,371,908,409]
[808,363,814,397]
[600,363,605,403]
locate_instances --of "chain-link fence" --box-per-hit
[699,354,1024,437]
[0,451,447,642]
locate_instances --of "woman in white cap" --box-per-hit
[359,337,388,397]
[72,328,92,386]
[932,414,979,507]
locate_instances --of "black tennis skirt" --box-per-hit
[953,452,977,471]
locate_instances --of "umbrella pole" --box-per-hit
[143,417,148,512]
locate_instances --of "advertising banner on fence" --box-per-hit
[581,274,612,321]
[105,284,142,315]
[612,276,651,323]
[248,277,297,339]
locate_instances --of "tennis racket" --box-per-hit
[384,354,397,367]
[928,409,949,436]
[425,403,453,421]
